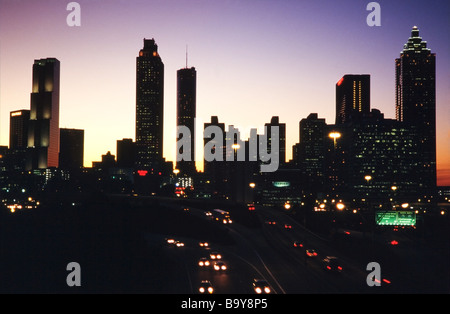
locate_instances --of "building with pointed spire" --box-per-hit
[176,66,197,175]
[395,26,436,194]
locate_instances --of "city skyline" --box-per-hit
[0,0,449,185]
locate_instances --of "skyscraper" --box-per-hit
[264,116,286,166]
[59,128,84,170]
[176,66,197,174]
[298,113,327,181]
[136,38,164,169]
[335,74,370,124]
[10,110,30,150]
[395,26,436,193]
[27,58,60,170]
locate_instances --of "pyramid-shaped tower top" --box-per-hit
[401,26,431,53]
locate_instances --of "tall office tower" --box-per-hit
[27,58,60,170]
[203,116,227,197]
[342,109,420,202]
[395,26,436,193]
[298,113,327,182]
[136,38,164,169]
[264,116,286,166]
[59,128,84,170]
[335,74,370,124]
[176,66,197,174]
[10,110,30,149]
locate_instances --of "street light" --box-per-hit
[249,182,256,189]
[329,131,341,148]
[336,203,345,210]
[364,175,372,183]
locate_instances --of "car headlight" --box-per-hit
[199,287,205,293]
[255,287,262,294]
[208,287,214,294]
[264,287,271,293]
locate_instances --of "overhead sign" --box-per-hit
[272,181,290,188]
[375,211,416,226]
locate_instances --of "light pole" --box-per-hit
[329,132,341,148]
[328,131,342,198]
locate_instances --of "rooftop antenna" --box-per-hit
[185,44,188,68]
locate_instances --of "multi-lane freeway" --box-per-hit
[143,202,413,294]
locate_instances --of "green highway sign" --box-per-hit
[376,211,416,226]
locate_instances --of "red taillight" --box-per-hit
[338,266,343,270]
[383,279,391,284]
[327,266,331,270]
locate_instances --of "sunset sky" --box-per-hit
[0,0,449,185]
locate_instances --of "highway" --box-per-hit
[143,202,399,294]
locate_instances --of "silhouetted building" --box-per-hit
[203,116,226,198]
[297,113,327,187]
[117,138,136,168]
[27,58,60,170]
[264,116,286,166]
[136,38,164,169]
[336,74,370,124]
[395,26,436,194]
[10,110,30,150]
[59,128,84,170]
[93,151,116,169]
[176,66,197,174]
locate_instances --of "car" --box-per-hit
[166,238,175,244]
[198,280,214,294]
[293,241,304,248]
[210,252,222,260]
[252,279,271,294]
[265,221,276,225]
[199,241,209,247]
[306,249,318,257]
[175,241,185,247]
[323,256,343,272]
[213,261,227,271]
[284,224,292,229]
[205,211,212,217]
[183,207,190,212]
[198,257,210,267]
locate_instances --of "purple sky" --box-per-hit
[0,0,449,184]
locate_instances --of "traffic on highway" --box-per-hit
[143,202,415,294]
